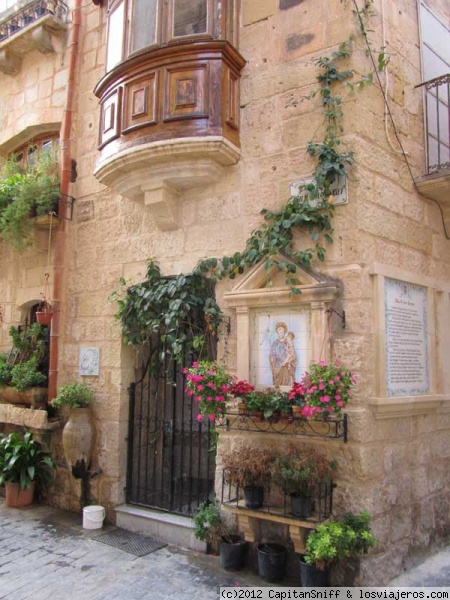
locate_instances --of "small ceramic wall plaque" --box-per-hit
[79,347,100,376]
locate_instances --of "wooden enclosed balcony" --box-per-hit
[94,40,245,229]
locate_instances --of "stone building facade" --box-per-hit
[0,0,449,585]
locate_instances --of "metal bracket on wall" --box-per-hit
[57,193,75,220]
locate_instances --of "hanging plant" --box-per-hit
[0,148,60,251]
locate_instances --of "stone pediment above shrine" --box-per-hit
[224,256,340,309]
[224,257,341,382]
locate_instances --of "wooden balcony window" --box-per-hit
[95,0,245,230]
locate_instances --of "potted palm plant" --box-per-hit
[271,444,336,518]
[193,500,247,571]
[0,431,55,507]
[300,511,376,586]
[221,443,275,509]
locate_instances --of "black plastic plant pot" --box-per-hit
[299,557,330,587]
[244,485,264,509]
[220,535,247,571]
[257,543,287,583]
[290,493,313,518]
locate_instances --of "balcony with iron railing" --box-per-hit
[415,74,450,221]
[0,0,68,75]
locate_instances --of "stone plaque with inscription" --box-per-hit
[385,278,429,396]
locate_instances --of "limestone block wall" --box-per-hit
[0,0,448,583]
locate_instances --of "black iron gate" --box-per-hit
[126,346,215,516]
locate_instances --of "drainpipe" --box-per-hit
[48,0,82,401]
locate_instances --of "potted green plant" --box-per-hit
[0,324,49,406]
[193,500,247,571]
[271,444,336,518]
[221,443,275,509]
[51,382,96,469]
[301,511,376,586]
[0,431,55,507]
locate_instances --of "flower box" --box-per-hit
[0,385,48,408]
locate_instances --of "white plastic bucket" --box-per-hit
[82,505,105,530]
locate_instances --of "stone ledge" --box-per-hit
[369,395,448,419]
[94,136,240,231]
[0,402,62,430]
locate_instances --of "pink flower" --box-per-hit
[192,362,199,368]
[335,395,341,401]
[207,396,213,402]
[208,414,215,422]
[197,384,204,391]
[182,367,188,374]
[221,384,228,393]
[196,414,203,422]
[319,384,325,390]
[334,376,340,382]
[195,396,202,402]
[216,395,225,402]
[336,400,344,407]
[328,380,334,385]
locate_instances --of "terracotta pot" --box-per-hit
[36,310,53,326]
[62,407,95,468]
[292,406,303,419]
[5,482,35,507]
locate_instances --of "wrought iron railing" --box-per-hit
[0,0,68,42]
[221,470,334,523]
[218,413,348,441]
[417,74,450,174]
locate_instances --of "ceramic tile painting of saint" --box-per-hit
[269,322,298,386]
[250,311,309,387]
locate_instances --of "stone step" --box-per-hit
[114,505,206,553]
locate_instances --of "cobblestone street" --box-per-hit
[0,500,268,600]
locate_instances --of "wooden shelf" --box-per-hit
[222,501,328,554]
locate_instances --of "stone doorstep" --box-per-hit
[114,504,207,554]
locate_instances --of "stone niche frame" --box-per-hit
[369,262,450,419]
[224,258,341,383]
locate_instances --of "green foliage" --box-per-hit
[51,382,95,409]
[243,388,291,418]
[0,149,60,251]
[0,430,55,490]
[0,361,13,385]
[195,41,359,289]
[111,260,224,366]
[304,511,376,570]
[1,323,49,391]
[10,358,47,391]
[9,323,48,364]
[193,500,232,545]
